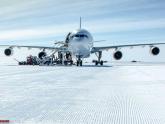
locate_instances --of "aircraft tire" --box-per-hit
[95,61,98,66]
[76,61,79,66]
[100,61,103,66]
[80,60,82,66]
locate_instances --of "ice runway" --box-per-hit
[0,63,165,124]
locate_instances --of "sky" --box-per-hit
[0,0,165,63]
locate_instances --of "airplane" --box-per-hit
[1,17,165,66]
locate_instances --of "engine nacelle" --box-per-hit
[38,51,47,59]
[4,48,13,56]
[150,47,160,56]
[113,51,122,60]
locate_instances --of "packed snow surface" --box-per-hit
[0,63,165,124]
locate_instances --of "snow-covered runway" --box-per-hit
[0,63,165,124]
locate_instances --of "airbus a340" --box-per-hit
[1,18,165,66]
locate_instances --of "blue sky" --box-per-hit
[0,0,165,46]
[0,0,165,63]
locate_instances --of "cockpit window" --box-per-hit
[75,34,79,37]
[71,34,88,38]
[80,34,88,38]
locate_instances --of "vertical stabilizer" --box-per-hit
[80,17,82,29]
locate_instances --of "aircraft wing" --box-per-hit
[0,45,60,50]
[91,42,165,53]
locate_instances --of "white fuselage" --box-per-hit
[68,29,93,59]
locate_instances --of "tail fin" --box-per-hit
[79,17,82,29]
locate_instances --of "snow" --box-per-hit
[0,63,165,124]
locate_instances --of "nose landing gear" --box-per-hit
[76,56,83,66]
[77,60,82,66]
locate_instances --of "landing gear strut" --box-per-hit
[94,51,104,66]
[77,56,82,66]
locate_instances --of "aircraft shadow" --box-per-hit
[81,65,113,68]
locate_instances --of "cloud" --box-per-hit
[86,18,165,33]
[0,17,165,41]
[0,0,165,42]
[1,0,162,22]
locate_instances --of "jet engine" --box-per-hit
[38,51,47,59]
[113,51,122,60]
[150,47,160,56]
[4,48,13,56]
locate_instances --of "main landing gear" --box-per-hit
[94,51,104,66]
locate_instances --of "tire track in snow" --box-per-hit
[0,65,165,123]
